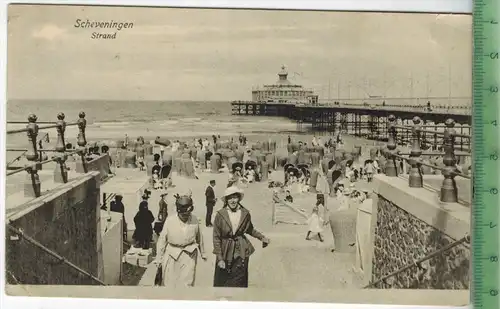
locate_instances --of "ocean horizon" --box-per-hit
[6,99,233,123]
[5,99,304,150]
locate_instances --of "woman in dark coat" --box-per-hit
[212,186,270,288]
[132,201,155,249]
[110,195,127,236]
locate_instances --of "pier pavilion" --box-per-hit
[251,65,319,105]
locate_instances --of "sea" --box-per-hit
[5,99,303,149]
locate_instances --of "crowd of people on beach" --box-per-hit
[135,133,369,269]
[274,142,375,248]
[111,132,274,288]
[115,129,469,289]
[84,116,473,291]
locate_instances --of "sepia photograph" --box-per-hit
[5,4,471,306]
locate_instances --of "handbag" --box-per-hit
[153,221,164,235]
[154,264,163,286]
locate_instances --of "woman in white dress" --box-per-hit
[155,195,207,287]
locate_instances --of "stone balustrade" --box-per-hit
[6,112,90,198]
[364,173,470,289]
[381,114,471,203]
[356,113,472,289]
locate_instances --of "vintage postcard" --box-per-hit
[5,4,471,306]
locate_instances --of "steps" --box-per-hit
[137,228,363,288]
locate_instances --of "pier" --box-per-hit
[232,98,471,129]
[231,98,471,150]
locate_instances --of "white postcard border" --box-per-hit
[0,1,473,309]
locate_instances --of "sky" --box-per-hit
[7,5,472,101]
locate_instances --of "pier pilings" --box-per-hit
[230,101,471,150]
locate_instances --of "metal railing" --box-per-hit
[393,120,471,152]
[6,224,106,285]
[6,112,89,198]
[271,194,308,225]
[316,103,471,116]
[230,99,471,116]
[381,115,471,203]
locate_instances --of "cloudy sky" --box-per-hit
[7,5,472,101]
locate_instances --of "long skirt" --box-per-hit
[213,257,249,288]
[162,250,198,287]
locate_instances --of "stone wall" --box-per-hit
[5,171,102,285]
[76,154,111,181]
[373,197,470,289]
[100,210,123,285]
[369,174,470,289]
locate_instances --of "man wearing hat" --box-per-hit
[205,180,217,227]
[155,195,206,287]
[158,192,168,222]
[154,191,169,236]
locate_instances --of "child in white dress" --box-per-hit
[306,205,324,242]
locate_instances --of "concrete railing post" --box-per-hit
[409,116,423,188]
[76,112,88,173]
[384,114,398,177]
[24,114,41,197]
[77,111,87,150]
[54,112,68,183]
[441,118,458,203]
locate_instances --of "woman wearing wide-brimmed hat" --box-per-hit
[212,186,270,287]
[155,195,206,287]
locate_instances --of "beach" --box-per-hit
[6,99,385,160]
